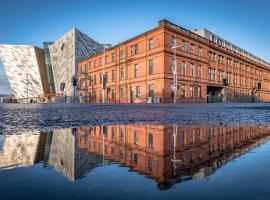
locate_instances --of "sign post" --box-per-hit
[72,75,77,103]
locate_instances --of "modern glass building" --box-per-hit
[43,42,55,94]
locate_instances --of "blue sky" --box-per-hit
[0,0,270,94]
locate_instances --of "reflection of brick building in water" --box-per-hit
[77,124,270,189]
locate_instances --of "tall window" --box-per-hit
[149,38,154,49]
[120,87,125,98]
[190,63,194,77]
[149,60,154,75]
[136,86,141,98]
[94,75,96,85]
[198,47,202,56]
[197,65,201,78]
[171,58,176,72]
[190,86,194,98]
[105,55,108,64]
[111,53,115,62]
[131,44,138,55]
[181,61,186,75]
[121,68,125,80]
[94,60,96,68]
[149,84,154,97]
[112,70,116,82]
[148,134,153,148]
[181,41,186,51]
[112,89,115,100]
[198,86,201,98]
[172,35,176,47]
[208,68,211,80]
[100,73,102,84]
[120,50,125,59]
[89,61,92,69]
[190,44,195,54]
[134,131,139,145]
[181,85,185,98]
[134,64,139,78]
[99,57,103,65]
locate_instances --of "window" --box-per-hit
[149,60,154,75]
[134,131,139,145]
[148,134,153,148]
[190,44,195,54]
[94,60,96,68]
[121,68,125,80]
[149,84,154,97]
[149,38,154,49]
[111,53,115,62]
[181,41,186,51]
[198,86,201,98]
[94,75,96,85]
[112,70,116,82]
[112,89,115,100]
[197,65,201,78]
[208,68,211,80]
[105,55,108,64]
[100,73,102,84]
[181,61,186,75]
[218,70,221,82]
[171,58,176,72]
[99,57,103,65]
[212,69,215,80]
[172,35,176,47]
[181,85,185,98]
[134,64,139,78]
[120,87,125,98]
[190,63,193,77]
[133,153,138,164]
[131,44,138,55]
[190,86,194,98]
[89,61,92,70]
[136,86,141,98]
[120,50,125,59]
[198,47,202,56]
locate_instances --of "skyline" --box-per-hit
[1,0,270,94]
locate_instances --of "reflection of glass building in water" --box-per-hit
[0,131,46,169]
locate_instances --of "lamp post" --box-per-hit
[172,43,182,104]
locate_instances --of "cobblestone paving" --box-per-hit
[1,103,270,134]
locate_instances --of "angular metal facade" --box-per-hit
[49,28,103,96]
[0,45,49,99]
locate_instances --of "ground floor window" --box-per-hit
[136,86,141,98]
[181,85,185,98]
[190,86,194,98]
[198,86,201,98]
[149,84,154,97]
[120,87,125,99]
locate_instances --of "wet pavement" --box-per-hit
[1,103,270,134]
[1,103,270,200]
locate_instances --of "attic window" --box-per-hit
[61,43,65,50]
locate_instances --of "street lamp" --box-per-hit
[172,43,182,104]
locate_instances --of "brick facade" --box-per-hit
[78,19,270,103]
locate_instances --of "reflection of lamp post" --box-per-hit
[171,125,182,175]
[60,82,65,102]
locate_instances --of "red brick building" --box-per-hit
[78,19,270,103]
